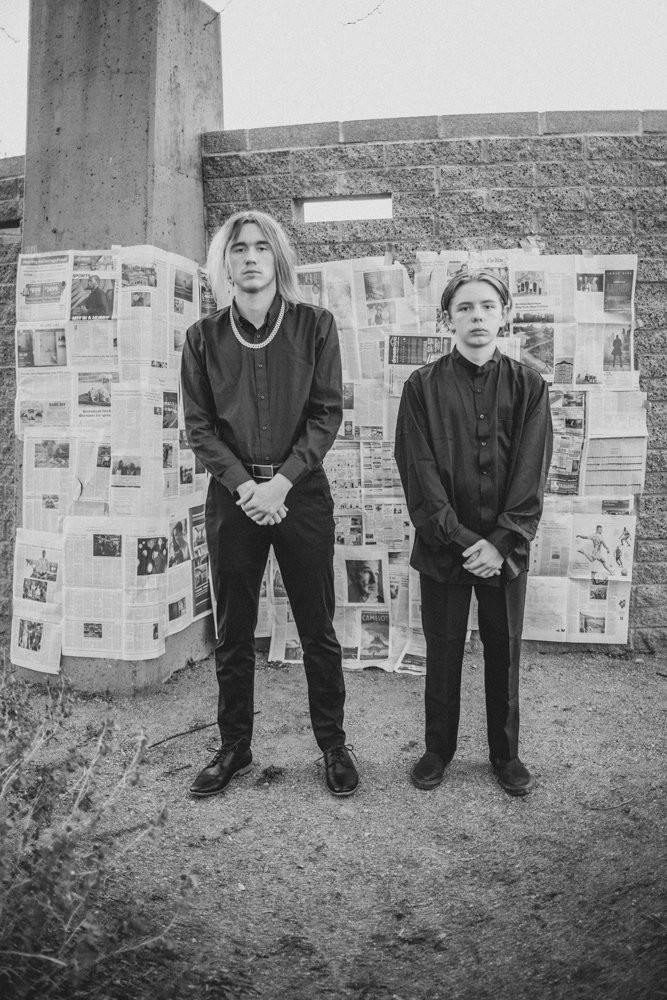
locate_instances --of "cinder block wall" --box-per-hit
[201,111,667,654]
[0,155,24,652]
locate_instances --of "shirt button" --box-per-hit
[262,425,268,430]
[481,441,487,446]
[479,414,485,419]
[482,471,488,476]
[259,395,265,400]
[476,388,482,393]
[257,363,263,368]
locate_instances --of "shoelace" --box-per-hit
[316,744,358,767]
[206,739,247,766]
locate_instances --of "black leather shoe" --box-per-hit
[492,756,534,797]
[411,751,449,790]
[322,745,359,797]
[189,741,252,798]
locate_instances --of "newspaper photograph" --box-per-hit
[13,528,64,613]
[76,369,118,425]
[70,252,117,321]
[16,252,70,323]
[16,322,67,368]
[10,609,62,675]
[296,266,325,308]
[570,516,635,580]
[336,547,390,608]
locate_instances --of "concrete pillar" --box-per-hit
[19,0,223,690]
[23,0,223,261]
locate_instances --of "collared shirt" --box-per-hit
[394,346,553,584]
[180,295,343,494]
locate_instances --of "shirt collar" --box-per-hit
[451,344,502,374]
[232,293,282,333]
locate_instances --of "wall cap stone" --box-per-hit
[0,156,26,180]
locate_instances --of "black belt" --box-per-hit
[246,463,282,480]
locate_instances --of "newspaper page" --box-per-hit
[22,430,78,532]
[567,578,632,644]
[166,504,197,636]
[11,528,65,673]
[109,384,163,516]
[335,546,391,609]
[352,261,417,330]
[68,318,118,368]
[268,605,304,663]
[116,245,170,375]
[414,250,469,334]
[580,437,647,497]
[70,428,111,517]
[16,251,71,323]
[546,389,586,495]
[296,265,326,308]
[62,516,168,660]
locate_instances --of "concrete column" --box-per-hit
[19,0,224,690]
[23,0,223,262]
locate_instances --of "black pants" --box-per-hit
[205,468,346,752]
[419,572,528,763]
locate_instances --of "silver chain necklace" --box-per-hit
[229,298,286,350]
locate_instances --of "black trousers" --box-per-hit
[419,572,528,763]
[205,468,346,752]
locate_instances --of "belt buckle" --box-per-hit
[251,463,274,480]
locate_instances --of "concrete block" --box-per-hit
[438,112,540,138]
[248,122,341,150]
[636,330,667,353]
[641,377,667,401]
[635,189,667,211]
[438,211,535,241]
[0,199,22,225]
[0,244,20,265]
[638,353,667,378]
[341,117,439,143]
[0,302,16,330]
[587,135,667,159]
[636,258,667,281]
[0,156,25,179]
[486,137,584,162]
[627,626,667,653]
[641,110,667,132]
[393,193,438,217]
[203,175,249,201]
[339,218,434,243]
[290,144,385,172]
[436,190,486,213]
[0,177,23,201]
[536,162,590,186]
[203,150,292,179]
[644,471,667,493]
[384,140,483,167]
[635,283,667,326]
[636,235,667,257]
[202,130,249,154]
[544,110,641,135]
[537,210,634,235]
[494,187,587,212]
[637,539,667,560]
[376,167,437,192]
[636,162,667,186]
[628,585,667,624]
[586,187,637,211]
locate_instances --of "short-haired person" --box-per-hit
[395,270,553,796]
[181,211,358,799]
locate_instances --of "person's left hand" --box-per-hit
[462,539,503,578]
[237,473,291,525]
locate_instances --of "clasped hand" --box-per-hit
[236,473,291,525]
[462,539,503,578]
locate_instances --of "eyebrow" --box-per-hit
[454,297,501,306]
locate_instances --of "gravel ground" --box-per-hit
[45,646,667,1000]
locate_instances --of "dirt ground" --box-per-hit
[44,646,666,1000]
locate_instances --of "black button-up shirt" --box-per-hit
[181,296,343,494]
[394,346,553,584]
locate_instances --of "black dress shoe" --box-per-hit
[492,756,534,797]
[322,745,359,797]
[411,751,449,790]
[189,741,252,798]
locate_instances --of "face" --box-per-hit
[227,222,277,295]
[446,280,508,351]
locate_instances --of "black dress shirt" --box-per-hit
[394,346,553,584]
[181,295,343,494]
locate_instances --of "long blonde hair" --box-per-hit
[206,210,302,308]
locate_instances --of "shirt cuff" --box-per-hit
[278,454,308,485]
[221,462,254,495]
[451,524,483,551]
[486,527,521,559]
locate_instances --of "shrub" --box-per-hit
[0,664,191,999]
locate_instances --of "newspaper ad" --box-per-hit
[16,252,71,323]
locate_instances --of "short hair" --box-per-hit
[206,210,302,308]
[440,268,513,317]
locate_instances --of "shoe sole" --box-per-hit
[411,772,444,790]
[496,776,534,797]
[326,781,359,797]
[189,762,252,798]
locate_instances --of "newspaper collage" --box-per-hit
[11,246,646,675]
[11,247,214,673]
